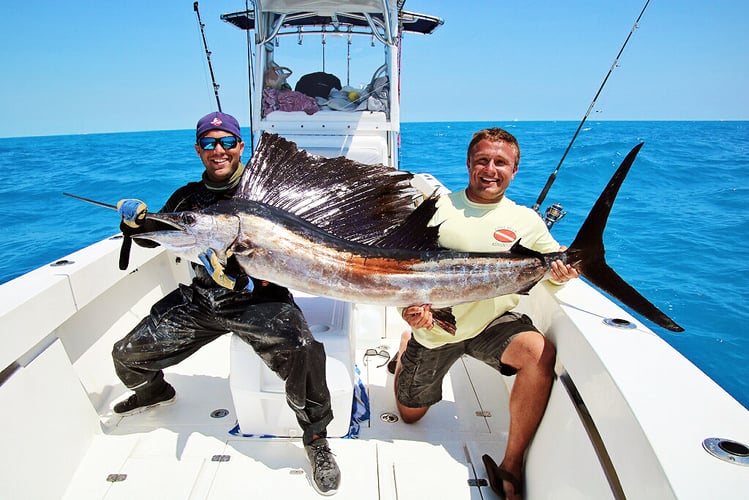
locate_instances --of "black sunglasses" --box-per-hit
[363,348,391,368]
[199,136,239,151]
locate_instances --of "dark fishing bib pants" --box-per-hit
[112,270,333,445]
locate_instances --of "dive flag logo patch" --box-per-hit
[493,228,516,243]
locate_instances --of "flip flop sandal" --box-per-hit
[482,454,523,499]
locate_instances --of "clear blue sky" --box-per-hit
[1,1,747,138]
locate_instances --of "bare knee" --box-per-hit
[539,338,556,374]
[397,404,429,424]
[502,331,556,374]
[393,332,432,424]
[394,370,429,423]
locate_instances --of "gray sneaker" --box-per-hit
[113,383,176,415]
[305,438,340,496]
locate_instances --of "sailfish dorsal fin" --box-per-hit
[236,132,426,245]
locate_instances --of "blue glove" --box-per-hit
[117,199,147,228]
[198,249,254,292]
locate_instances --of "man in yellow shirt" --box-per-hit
[394,128,578,500]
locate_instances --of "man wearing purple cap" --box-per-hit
[111,111,341,496]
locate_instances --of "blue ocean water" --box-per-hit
[1,121,747,409]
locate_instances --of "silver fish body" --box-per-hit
[205,200,566,307]
[141,199,564,308]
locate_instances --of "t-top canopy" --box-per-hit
[221,2,442,36]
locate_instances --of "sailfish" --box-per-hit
[127,133,682,333]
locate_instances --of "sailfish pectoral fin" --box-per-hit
[432,306,457,335]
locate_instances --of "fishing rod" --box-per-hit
[533,0,651,228]
[245,0,255,148]
[194,2,222,112]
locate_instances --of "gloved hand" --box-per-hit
[117,199,147,228]
[198,249,254,292]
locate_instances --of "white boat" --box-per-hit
[1,1,747,498]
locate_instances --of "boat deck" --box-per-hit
[63,333,510,499]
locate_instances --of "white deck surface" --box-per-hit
[63,334,511,499]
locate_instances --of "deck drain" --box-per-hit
[212,455,231,462]
[106,474,127,482]
[210,408,230,418]
[380,412,399,423]
[603,317,636,329]
[703,438,749,466]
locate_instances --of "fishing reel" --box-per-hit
[543,203,567,230]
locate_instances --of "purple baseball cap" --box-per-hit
[196,112,242,140]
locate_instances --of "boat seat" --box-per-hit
[229,295,355,438]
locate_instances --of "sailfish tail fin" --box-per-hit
[567,143,684,332]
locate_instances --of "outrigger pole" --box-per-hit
[194,2,222,112]
[532,0,651,221]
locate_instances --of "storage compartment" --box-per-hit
[280,131,389,164]
[229,296,355,437]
